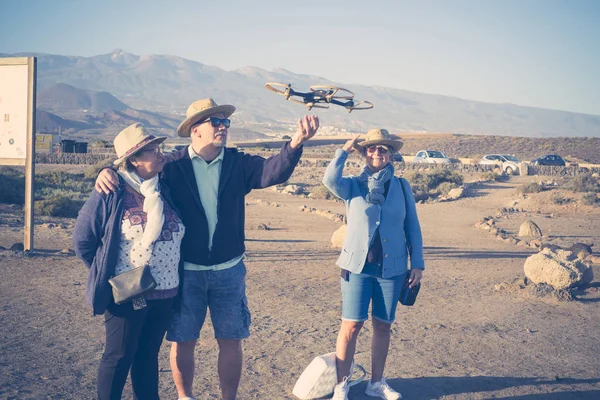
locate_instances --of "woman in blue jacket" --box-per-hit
[323,129,424,400]
[73,123,185,400]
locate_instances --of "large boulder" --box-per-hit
[518,220,542,237]
[524,248,594,290]
[331,225,347,249]
[446,187,464,200]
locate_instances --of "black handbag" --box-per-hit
[399,271,421,306]
[398,177,422,306]
[108,264,157,305]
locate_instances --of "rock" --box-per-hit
[10,243,24,251]
[586,254,600,264]
[529,239,542,249]
[518,220,542,237]
[331,224,347,249]
[524,248,594,290]
[299,205,307,212]
[257,223,270,231]
[568,243,593,257]
[283,184,303,195]
[60,248,74,255]
[517,240,528,247]
[446,187,464,200]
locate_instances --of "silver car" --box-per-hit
[479,154,520,175]
[412,150,451,164]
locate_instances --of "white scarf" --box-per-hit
[118,170,164,266]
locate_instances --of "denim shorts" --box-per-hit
[341,263,404,324]
[166,260,251,342]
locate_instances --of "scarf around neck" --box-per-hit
[358,163,394,205]
[117,170,164,266]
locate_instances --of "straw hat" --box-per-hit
[113,123,167,166]
[177,98,236,137]
[354,128,403,153]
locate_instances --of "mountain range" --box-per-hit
[3,49,600,138]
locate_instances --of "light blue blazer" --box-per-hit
[323,149,425,278]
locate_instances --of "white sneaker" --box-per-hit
[332,377,350,400]
[365,377,402,399]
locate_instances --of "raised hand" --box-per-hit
[342,134,361,154]
[290,115,320,149]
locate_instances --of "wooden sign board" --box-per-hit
[0,57,37,250]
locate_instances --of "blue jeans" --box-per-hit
[341,263,403,324]
[166,260,251,341]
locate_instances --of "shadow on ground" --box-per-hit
[343,375,600,400]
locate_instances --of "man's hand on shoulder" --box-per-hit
[290,115,320,149]
[95,168,119,194]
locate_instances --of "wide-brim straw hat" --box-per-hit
[113,123,167,166]
[354,128,404,153]
[177,98,236,137]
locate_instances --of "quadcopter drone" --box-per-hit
[265,82,374,113]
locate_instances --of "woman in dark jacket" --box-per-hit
[74,123,185,400]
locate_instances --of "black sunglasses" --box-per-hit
[200,117,231,128]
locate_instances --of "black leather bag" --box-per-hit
[108,265,157,305]
[399,271,421,306]
[398,177,422,306]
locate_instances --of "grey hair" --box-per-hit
[118,158,136,172]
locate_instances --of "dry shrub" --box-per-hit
[551,192,572,205]
[565,174,600,193]
[310,184,336,200]
[84,158,114,180]
[0,167,25,204]
[517,182,543,195]
[581,193,600,206]
[35,195,83,218]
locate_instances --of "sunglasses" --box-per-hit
[366,145,390,154]
[200,117,231,128]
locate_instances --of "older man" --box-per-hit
[96,98,319,400]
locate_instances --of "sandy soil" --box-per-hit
[1,173,599,400]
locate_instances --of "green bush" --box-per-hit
[565,174,600,193]
[84,158,114,180]
[403,169,463,200]
[517,182,542,195]
[0,167,25,204]
[581,192,600,206]
[35,195,84,218]
[36,171,93,200]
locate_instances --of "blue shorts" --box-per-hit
[341,263,404,324]
[166,260,251,342]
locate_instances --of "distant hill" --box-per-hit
[36,110,94,132]
[4,50,600,137]
[38,83,129,113]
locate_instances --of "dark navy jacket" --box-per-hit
[73,176,179,315]
[162,142,302,266]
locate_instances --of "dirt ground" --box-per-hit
[1,171,599,400]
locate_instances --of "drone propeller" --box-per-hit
[265,82,293,100]
[345,100,374,113]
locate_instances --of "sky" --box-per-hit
[1,0,599,116]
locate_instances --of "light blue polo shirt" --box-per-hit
[184,145,243,271]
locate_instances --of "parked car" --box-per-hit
[530,154,566,167]
[411,150,451,164]
[479,154,521,175]
[393,153,404,162]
